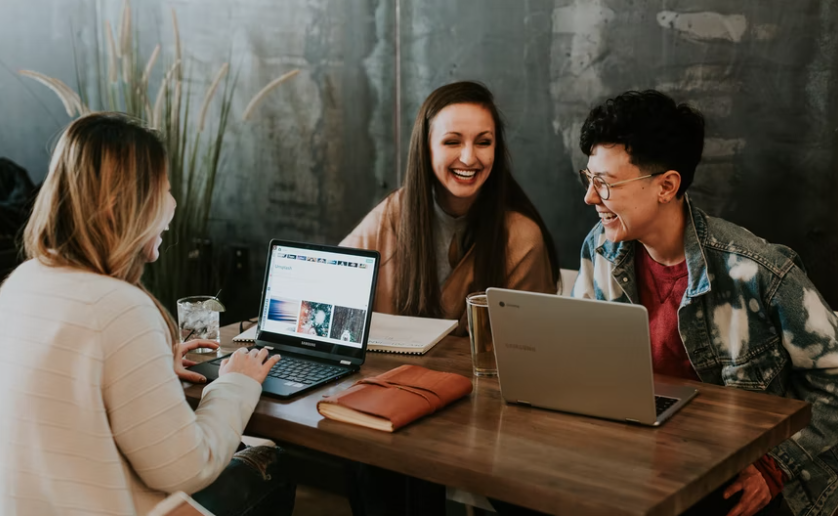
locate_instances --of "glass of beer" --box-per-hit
[466,291,497,377]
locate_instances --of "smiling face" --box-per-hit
[143,175,176,262]
[428,103,495,214]
[584,144,669,243]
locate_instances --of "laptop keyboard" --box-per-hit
[266,356,348,386]
[655,395,679,416]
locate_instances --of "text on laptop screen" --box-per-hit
[259,245,376,349]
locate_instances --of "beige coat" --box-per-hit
[341,191,557,336]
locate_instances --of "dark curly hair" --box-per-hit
[579,90,705,197]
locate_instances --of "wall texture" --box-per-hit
[2,0,837,317]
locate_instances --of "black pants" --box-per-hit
[192,445,296,516]
[491,496,792,515]
[347,463,447,516]
[349,464,793,516]
[490,476,794,515]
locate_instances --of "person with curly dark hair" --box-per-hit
[572,90,838,516]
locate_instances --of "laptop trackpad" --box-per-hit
[262,376,298,396]
[189,359,221,381]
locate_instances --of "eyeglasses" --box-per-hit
[578,169,665,200]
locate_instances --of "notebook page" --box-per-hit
[368,312,457,349]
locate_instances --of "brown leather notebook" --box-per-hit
[316,365,473,432]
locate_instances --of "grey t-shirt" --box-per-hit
[433,200,469,287]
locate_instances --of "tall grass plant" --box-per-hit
[20,0,298,311]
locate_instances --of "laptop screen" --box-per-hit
[256,241,379,364]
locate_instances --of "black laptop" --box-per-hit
[189,239,380,398]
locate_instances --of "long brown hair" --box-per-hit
[24,112,178,343]
[395,81,559,317]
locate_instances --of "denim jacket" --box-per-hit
[572,197,838,516]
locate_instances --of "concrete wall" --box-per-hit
[2,0,837,316]
[398,0,838,308]
[1,0,394,318]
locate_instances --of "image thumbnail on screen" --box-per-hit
[329,306,367,344]
[297,301,333,337]
[268,297,300,324]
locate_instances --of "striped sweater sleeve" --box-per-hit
[99,289,262,494]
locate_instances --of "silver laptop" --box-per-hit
[486,288,697,426]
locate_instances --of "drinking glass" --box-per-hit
[466,291,497,377]
[177,296,221,354]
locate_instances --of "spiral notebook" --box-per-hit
[234,312,457,355]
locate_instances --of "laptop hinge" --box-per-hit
[340,360,351,365]
[517,400,531,406]
[626,418,640,423]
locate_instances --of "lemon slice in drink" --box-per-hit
[202,298,226,312]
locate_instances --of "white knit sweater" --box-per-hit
[0,260,263,515]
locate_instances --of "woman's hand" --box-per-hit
[219,347,281,384]
[174,339,220,383]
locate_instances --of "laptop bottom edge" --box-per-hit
[653,383,699,426]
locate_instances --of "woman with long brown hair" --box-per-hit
[342,81,559,334]
[343,82,559,516]
[0,113,294,516]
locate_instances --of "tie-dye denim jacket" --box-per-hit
[572,197,838,516]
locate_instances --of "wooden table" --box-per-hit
[185,323,810,516]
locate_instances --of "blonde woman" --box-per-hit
[0,113,294,516]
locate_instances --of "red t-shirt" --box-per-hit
[634,244,785,497]
[634,244,697,380]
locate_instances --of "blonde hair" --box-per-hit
[24,112,178,343]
